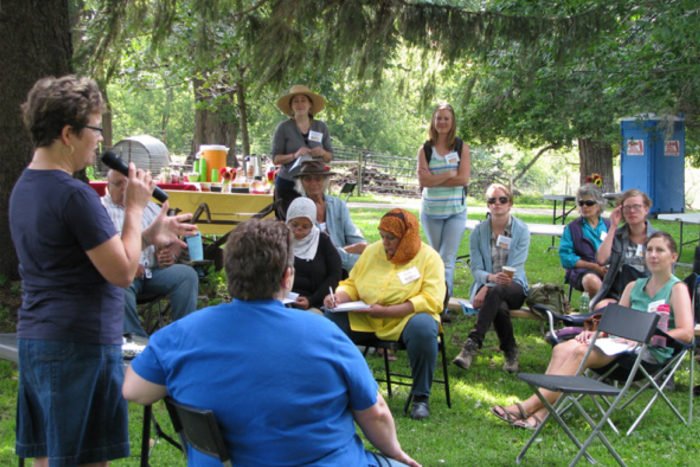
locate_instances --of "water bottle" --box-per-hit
[651,304,670,347]
[580,292,590,313]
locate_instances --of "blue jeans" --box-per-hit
[420,209,467,298]
[124,264,199,336]
[325,311,439,397]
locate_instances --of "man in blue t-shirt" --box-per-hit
[123,218,420,467]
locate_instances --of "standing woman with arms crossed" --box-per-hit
[271,84,333,220]
[417,104,470,302]
[9,75,194,466]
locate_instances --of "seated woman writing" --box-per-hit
[559,184,610,297]
[491,231,694,430]
[286,197,342,313]
[592,189,657,310]
[323,209,446,421]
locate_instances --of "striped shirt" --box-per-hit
[101,195,161,274]
[421,146,466,218]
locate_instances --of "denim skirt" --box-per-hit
[16,338,129,465]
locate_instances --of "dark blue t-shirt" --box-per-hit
[9,169,122,344]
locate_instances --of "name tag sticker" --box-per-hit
[648,299,666,312]
[398,266,421,285]
[635,244,644,257]
[496,235,512,249]
[308,130,323,143]
[600,231,607,241]
[445,152,459,165]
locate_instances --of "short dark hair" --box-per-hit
[224,218,293,300]
[21,75,104,148]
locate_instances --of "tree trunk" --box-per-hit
[578,138,615,193]
[190,77,239,165]
[0,0,73,280]
[237,79,250,157]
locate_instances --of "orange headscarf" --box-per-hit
[378,209,422,265]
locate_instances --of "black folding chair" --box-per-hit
[164,396,232,466]
[516,303,659,466]
[354,324,451,414]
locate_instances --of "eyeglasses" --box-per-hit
[487,196,509,205]
[85,125,103,134]
[578,200,597,207]
[622,204,644,212]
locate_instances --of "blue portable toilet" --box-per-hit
[620,114,685,214]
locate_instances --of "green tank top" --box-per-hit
[629,275,680,362]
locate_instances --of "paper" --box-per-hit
[329,301,372,312]
[594,337,636,356]
[283,292,299,305]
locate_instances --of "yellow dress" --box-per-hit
[336,241,445,341]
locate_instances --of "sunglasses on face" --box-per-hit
[487,196,509,205]
[578,200,597,207]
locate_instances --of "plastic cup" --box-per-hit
[186,232,203,261]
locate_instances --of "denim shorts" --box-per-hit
[16,339,130,465]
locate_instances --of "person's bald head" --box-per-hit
[107,169,128,206]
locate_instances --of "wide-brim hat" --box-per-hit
[293,159,336,177]
[277,84,326,116]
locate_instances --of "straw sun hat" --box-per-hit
[276,84,326,116]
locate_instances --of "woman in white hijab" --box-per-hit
[286,197,342,312]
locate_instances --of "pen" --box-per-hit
[329,286,336,308]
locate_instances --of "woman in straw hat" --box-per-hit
[271,84,333,220]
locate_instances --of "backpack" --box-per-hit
[422,137,467,201]
[525,283,570,317]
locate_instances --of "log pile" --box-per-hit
[331,165,420,198]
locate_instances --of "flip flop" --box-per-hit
[513,413,543,431]
[490,402,528,424]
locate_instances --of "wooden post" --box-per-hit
[357,150,364,195]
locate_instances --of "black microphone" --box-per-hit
[101,150,169,203]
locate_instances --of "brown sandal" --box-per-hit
[513,413,543,431]
[490,402,528,424]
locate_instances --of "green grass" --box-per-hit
[0,201,699,465]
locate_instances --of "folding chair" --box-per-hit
[164,396,232,466]
[355,324,451,414]
[515,303,659,466]
[136,293,171,334]
[338,181,356,201]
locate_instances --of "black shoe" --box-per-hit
[440,310,453,324]
[410,398,430,420]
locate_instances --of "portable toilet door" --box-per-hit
[620,114,685,214]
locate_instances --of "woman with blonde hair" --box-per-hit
[453,183,530,374]
[417,103,470,300]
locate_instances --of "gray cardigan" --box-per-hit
[590,220,658,308]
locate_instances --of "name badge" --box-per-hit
[648,299,666,312]
[445,152,459,165]
[496,235,511,249]
[398,266,421,285]
[308,130,323,143]
[635,244,644,257]
[600,231,607,241]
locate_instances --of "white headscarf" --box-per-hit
[286,197,320,261]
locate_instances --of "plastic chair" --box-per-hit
[164,396,232,466]
[515,303,660,466]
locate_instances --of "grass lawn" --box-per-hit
[0,196,698,465]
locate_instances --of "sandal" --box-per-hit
[513,413,543,431]
[490,402,528,424]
